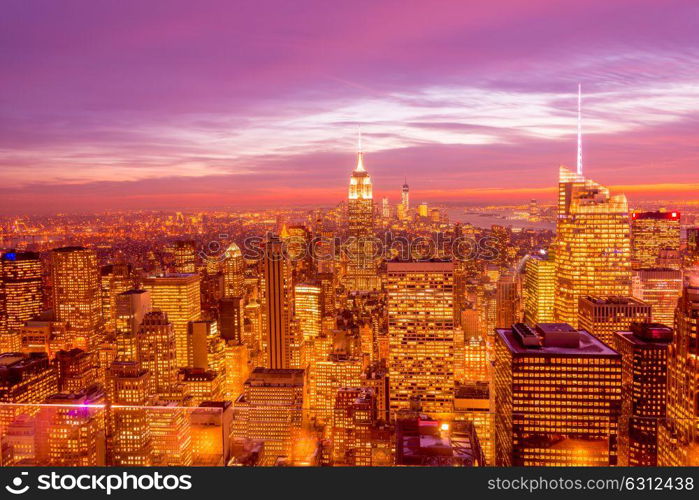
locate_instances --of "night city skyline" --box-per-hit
[1,1,699,214]
[1,0,699,478]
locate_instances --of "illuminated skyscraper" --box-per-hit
[107,361,152,466]
[381,197,390,220]
[454,382,494,465]
[177,368,223,405]
[632,268,683,326]
[658,274,699,466]
[554,168,632,326]
[223,243,245,298]
[309,352,363,424]
[495,273,518,328]
[115,289,152,361]
[190,320,222,370]
[55,348,95,393]
[346,137,379,292]
[173,240,197,274]
[294,283,322,341]
[100,263,132,335]
[401,179,409,213]
[630,210,680,269]
[143,274,201,368]
[191,401,233,466]
[147,401,193,466]
[386,261,455,417]
[0,353,58,433]
[38,389,106,466]
[494,323,621,466]
[51,247,103,350]
[687,227,699,267]
[1,251,42,337]
[263,234,292,369]
[577,296,652,347]
[332,387,376,466]
[137,311,178,395]
[19,319,67,359]
[232,368,305,465]
[614,322,672,466]
[222,341,250,402]
[523,253,555,326]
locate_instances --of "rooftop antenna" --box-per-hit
[355,125,365,171]
[577,83,583,176]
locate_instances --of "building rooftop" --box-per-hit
[396,414,483,466]
[246,368,305,387]
[496,323,619,357]
[631,210,680,220]
[386,261,454,272]
[580,295,648,306]
[615,322,673,346]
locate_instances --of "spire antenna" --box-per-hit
[355,125,365,172]
[577,83,583,176]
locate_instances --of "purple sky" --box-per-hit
[1,0,698,213]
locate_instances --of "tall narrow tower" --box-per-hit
[401,178,409,212]
[346,131,378,292]
[577,83,583,176]
[263,233,292,369]
[554,85,632,326]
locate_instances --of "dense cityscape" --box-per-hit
[1,121,698,466]
[1,1,698,477]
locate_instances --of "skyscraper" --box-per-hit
[309,352,363,424]
[0,251,42,336]
[294,283,322,342]
[614,322,672,466]
[554,168,632,326]
[173,240,197,274]
[38,390,106,466]
[495,273,518,328]
[100,262,132,335]
[115,289,152,361]
[107,361,152,466]
[346,138,379,292]
[523,252,555,325]
[55,348,96,393]
[631,268,683,326]
[386,261,455,417]
[494,323,621,466]
[232,368,305,465]
[658,274,699,466]
[0,353,58,434]
[51,247,103,350]
[143,274,201,368]
[223,243,245,298]
[577,296,652,347]
[263,234,292,369]
[630,210,680,269]
[188,319,224,373]
[138,311,178,395]
[401,179,409,212]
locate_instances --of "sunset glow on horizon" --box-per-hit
[1,0,698,214]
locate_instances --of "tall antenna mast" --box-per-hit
[577,83,583,176]
[355,125,365,171]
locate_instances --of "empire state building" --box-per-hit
[345,139,379,292]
